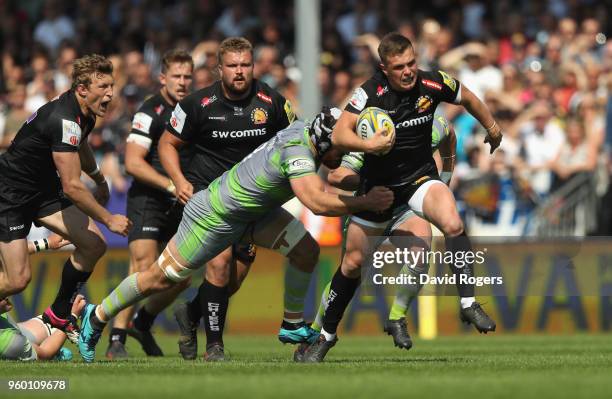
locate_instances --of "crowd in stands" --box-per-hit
[0,0,610,235]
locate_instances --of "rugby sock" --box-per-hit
[445,231,475,298]
[320,327,336,342]
[284,264,312,315]
[100,273,145,320]
[321,268,360,335]
[200,279,228,347]
[311,281,331,332]
[186,290,203,322]
[51,258,92,319]
[389,264,425,320]
[109,328,127,345]
[133,306,157,331]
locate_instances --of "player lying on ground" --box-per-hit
[298,32,502,362]
[301,116,492,357]
[77,107,394,362]
[0,233,80,361]
[0,295,85,361]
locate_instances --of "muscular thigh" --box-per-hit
[247,207,307,256]
[36,205,104,249]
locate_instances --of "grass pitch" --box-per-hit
[1,335,610,399]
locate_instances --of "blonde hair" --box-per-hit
[71,54,113,90]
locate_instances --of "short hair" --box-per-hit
[71,54,113,90]
[161,49,194,73]
[217,37,253,64]
[378,32,414,65]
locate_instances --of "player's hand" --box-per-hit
[93,180,110,206]
[363,186,394,212]
[47,233,71,250]
[106,214,132,236]
[367,127,395,155]
[70,294,87,318]
[484,123,503,154]
[175,179,194,205]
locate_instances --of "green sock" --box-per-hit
[101,273,145,319]
[284,265,312,314]
[388,264,423,320]
[311,281,331,332]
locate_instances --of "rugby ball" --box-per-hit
[356,107,395,155]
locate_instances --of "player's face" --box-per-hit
[219,51,254,97]
[161,62,193,104]
[381,47,418,91]
[83,73,114,117]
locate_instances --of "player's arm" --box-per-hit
[459,85,502,153]
[52,151,131,236]
[158,130,192,204]
[332,111,393,154]
[290,174,393,216]
[27,234,71,254]
[125,141,175,194]
[78,142,110,205]
[327,167,360,191]
[436,125,457,184]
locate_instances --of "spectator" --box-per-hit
[33,0,75,55]
[550,117,597,190]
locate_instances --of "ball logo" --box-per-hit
[170,116,178,128]
[70,135,78,145]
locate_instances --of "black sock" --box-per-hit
[281,320,305,330]
[199,279,228,347]
[109,328,127,345]
[90,309,106,330]
[133,306,157,331]
[322,268,360,335]
[187,289,203,322]
[51,258,91,319]
[445,231,475,298]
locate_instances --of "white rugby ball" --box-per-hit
[356,107,395,155]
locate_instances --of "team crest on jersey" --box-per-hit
[154,104,164,115]
[422,79,442,91]
[257,92,272,104]
[376,85,388,97]
[61,119,82,146]
[415,95,433,113]
[201,95,217,108]
[438,71,456,91]
[349,87,368,111]
[251,108,268,125]
[234,107,244,116]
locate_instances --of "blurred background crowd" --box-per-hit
[0,0,610,238]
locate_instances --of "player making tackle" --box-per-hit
[76,107,395,362]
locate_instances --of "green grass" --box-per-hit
[1,335,611,399]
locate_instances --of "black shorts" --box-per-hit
[0,182,72,241]
[353,172,441,224]
[127,186,183,243]
[232,242,257,264]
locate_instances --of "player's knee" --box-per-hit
[132,253,156,273]
[441,218,464,237]
[343,249,364,273]
[287,234,319,272]
[6,269,32,295]
[206,259,230,286]
[80,234,107,261]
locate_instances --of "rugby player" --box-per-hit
[302,116,458,356]
[157,37,296,360]
[0,55,131,343]
[105,50,194,359]
[300,32,502,362]
[77,108,394,363]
